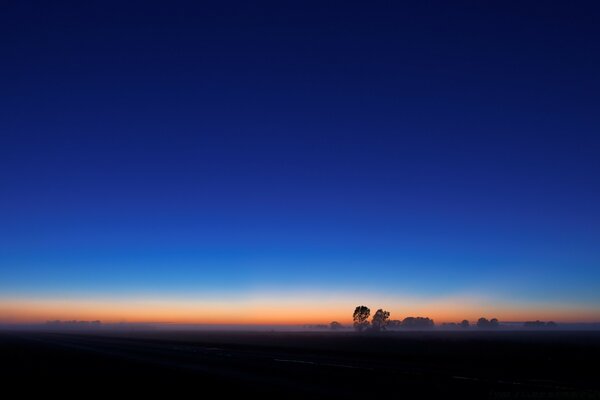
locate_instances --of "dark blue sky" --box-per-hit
[1,1,599,321]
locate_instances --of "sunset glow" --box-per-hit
[2,292,599,325]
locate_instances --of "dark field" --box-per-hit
[2,330,600,399]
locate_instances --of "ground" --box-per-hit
[1,330,599,399]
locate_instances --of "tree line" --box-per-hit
[342,306,513,332]
[351,305,435,332]
[338,306,560,331]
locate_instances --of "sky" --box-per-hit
[1,1,600,324]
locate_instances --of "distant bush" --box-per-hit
[402,317,434,329]
[523,320,558,329]
[45,320,102,329]
[330,321,343,330]
[303,324,328,329]
[477,317,500,329]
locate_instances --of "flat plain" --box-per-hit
[2,330,599,399]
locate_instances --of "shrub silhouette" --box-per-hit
[524,320,546,328]
[524,320,558,329]
[330,321,343,330]
[477,317,500,329]
[402,316,434,329]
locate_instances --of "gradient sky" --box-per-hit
[1,1,600,324]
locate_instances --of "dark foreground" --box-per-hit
[2,330,599,399]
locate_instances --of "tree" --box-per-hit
[371,309,390,332]
[353,306,370,332]
[460,319,470,328]
[477,317,490,328]
[330,321,343,330]
[477,317,500,329]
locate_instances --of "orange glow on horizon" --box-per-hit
[2,293,599,325]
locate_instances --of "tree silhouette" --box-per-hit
[524,320,545,328]
[330,321,343,330]
[402,316,434,329]
[524,320,558,329]
[477,317,500,329]
[460,319,470,328]
[353,305,370,332]
[371,309,390,332]
[477,317,490,328]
